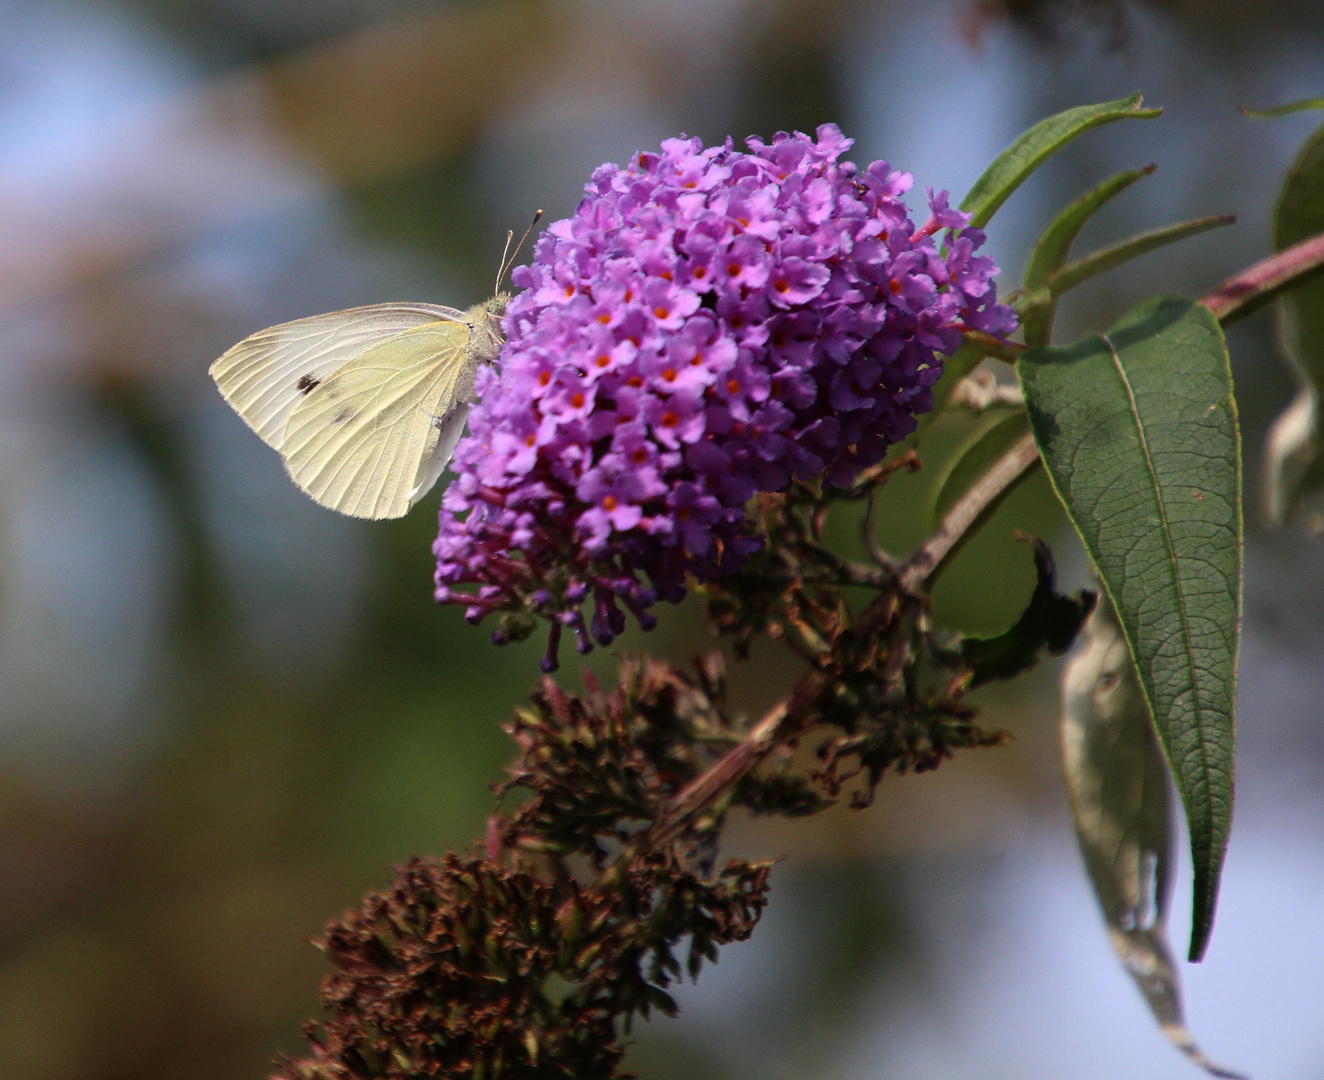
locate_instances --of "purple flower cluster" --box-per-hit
[434,125,1014,669]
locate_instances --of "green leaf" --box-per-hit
[929,410,1032,530]
[1242,96,1324,119]
[1265,118,1324,523]
[959,93,1162,229]
[1023,166,1157,293]
[1061,596,1244,1078]
[1020,164,1156,346]
[961,538,1094,686]
[1047,214,1235,297]
[1018,296,1241,962]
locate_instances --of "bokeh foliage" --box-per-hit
[5,1,1324,1078]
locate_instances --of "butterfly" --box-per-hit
[209,215,539,520]
[209,295,509,520]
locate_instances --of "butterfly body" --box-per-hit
[210,293,508,520]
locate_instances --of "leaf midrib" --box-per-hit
[1098,330,1215,830]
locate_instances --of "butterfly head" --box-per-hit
[466,292,511,366]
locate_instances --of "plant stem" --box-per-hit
[898,431,1040,591]
[1200,229,1324,324]
[657,430,1043,837]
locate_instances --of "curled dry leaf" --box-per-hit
[1061,596,1244,1079]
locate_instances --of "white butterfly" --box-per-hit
[210,294,508,520]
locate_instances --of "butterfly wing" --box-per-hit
[280,319,478,519]
[408,400,473,508]
[209,303,467,450]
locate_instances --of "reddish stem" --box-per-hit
[1200,229,1324,324]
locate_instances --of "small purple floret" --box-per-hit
[434,125,1015,653]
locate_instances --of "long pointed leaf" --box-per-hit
[1047,215,1235,297]
[1242,96,1324,119]
[1019,296,1241,961]
[1021,164,1156,346]
[1024,165,1157,291]
[960,93,1162,229]
[1061,596,1243,1078]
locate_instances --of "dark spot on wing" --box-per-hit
[296,374,320,394]
[334,408,354,424]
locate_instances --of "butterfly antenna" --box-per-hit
[497,209,544,291]
[495,229,516,294]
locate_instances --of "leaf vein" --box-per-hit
[1099,329,1218,830]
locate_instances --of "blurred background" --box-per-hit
[2,0,1324,1077]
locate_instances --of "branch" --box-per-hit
[655,430,1043,840]
[898,431,1040,591]
[653,671,829,844]
[1200,229,1324,325]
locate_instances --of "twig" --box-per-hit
[655,429,1043,839]
[897,431,1040,592]
[649,671,828,847]
[862,485,897,570]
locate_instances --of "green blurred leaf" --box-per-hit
[1061,596,1243,1079]
[1020,164,1156,346]
[1023,166,1156,293]
[960,93,1162,230]
[960,538,1094,686]
[906,342,985,448]
[1265,119,1324,523]
[929,410,1032,531]
[1018,296,1241,962]
[1241,96,1324,119]
[1046,215,1235,297]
